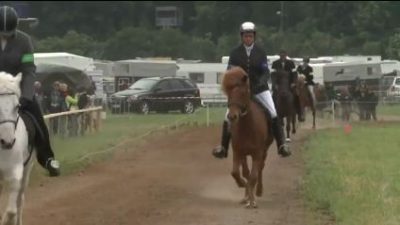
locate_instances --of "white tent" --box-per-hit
[34,52,96,72]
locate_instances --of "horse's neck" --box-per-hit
[237,101,264,128]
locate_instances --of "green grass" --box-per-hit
[31,106,227,180]
[377,104,400,116]
[303,122,400,225]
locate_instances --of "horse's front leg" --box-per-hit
[231,151,246,188]
[291,113,296,134]
[246,157,261,209]
[16,160,34,225]
[240,157,250,205]
[2,166,23,225]
[312,109,316,129]
[256,151,268,197]
[241,157,250,180]
[285,117,290,141]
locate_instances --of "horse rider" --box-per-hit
[0,6,60,176]
[271,50,303,121]
[296,57,316,121]
[212,21,291,159]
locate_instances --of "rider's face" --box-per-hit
[241,32,255,46]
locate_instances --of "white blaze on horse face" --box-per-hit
[0,94,19,146]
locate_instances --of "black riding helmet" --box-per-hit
[0,6,18,36]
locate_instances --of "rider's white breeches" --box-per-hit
[255,90,277,118]
[307,85,316,105]
[224,90,277,121]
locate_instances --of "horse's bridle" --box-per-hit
[227,100,248,116]
[0,93,20,131]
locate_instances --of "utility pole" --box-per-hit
[276,1,284,34]
[280,1,284,34]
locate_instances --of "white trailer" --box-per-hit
[177,62,227,105]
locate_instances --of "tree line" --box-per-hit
[16,1,400,61]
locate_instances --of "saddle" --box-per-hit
[19,110,37,166]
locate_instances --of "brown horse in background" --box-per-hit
[296,75,316,129]
[222,67,274,208]
[271,71,296,142]
[313,83,330,117]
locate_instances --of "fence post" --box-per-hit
[96,109,101,132]
[206,103,210,127]
[331,100,335,126]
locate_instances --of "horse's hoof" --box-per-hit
[2,211,16,225]
[245,201,258,209]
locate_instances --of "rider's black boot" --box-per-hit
[212,121,231,159]
[271,117,291,157]
[21,98,61,177]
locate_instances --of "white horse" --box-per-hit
[0,72,35,225]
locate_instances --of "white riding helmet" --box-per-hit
[240,22,256,34]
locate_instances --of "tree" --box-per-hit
[103,27,156,60]
[35,30,104,58]
[386,33,400,60]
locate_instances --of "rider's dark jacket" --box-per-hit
[296,64,314,85]
[0,30,35,100]
[271,58,297,88]
[227,44,270,95]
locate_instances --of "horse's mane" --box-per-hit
[222,67,249,95]
[0,72,21,97]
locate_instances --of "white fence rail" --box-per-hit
[44,107,103,138]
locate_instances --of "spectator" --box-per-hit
[65,85,79,136]
[49,81,62,114]
[34,81,46,113]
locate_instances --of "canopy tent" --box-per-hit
[35,63,92,94]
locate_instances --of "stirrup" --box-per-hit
[278,144,291,157]
[212,146,228,159]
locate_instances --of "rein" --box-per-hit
[0,92,20,136]
[228,101,248,116]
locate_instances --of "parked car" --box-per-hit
[381,75,400,103]
[109,77,201,114]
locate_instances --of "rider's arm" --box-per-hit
[20,35,36,101]
[227,50,237,70]
[260,55,270,86]
[289,61,297,86]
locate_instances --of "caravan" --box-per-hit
[177,62,227,105]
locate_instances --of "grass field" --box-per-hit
[303,121,400,225]
[378,104,400,116]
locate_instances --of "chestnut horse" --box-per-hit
[271,71,296,142]
[222,67,273,208]
[296,75,316,129]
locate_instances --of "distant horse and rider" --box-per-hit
[271,71,296,141]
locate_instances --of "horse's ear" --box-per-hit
[15,73,22,84]
[241,75,248,83]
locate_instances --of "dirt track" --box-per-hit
[23,123,317,225]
